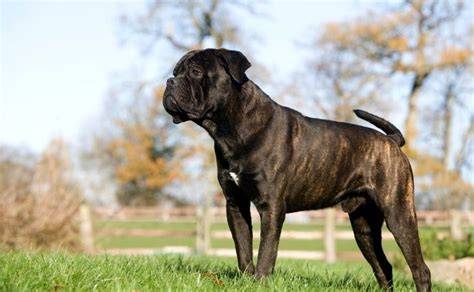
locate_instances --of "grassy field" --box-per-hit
[94,220,454,254]
[0,252,466,291]
[95,221,380,251]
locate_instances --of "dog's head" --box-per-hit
[163,48,251,124]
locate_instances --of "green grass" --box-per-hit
[0,252,465,291]
[96,236,196,249]
[94,220,472,267]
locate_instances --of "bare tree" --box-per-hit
[301,27,392,122]
[308,0,470,149]
[120,0,260,53]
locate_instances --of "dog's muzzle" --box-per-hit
[163,78,187,124]
[163,94,185,124]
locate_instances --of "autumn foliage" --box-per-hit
[103,86,181,206]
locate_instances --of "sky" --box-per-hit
[1,0,365,153]
[1,1,139,152]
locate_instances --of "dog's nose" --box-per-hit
[166,77,176,87]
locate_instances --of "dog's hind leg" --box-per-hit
[383,186,431,292]
[345,197,393,290]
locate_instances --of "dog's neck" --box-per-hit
[200,80,277,160]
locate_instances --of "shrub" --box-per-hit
[421,230,474,260]
[0,140,83,251]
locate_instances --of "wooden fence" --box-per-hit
[81,206,474,261]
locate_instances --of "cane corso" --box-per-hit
[163,48,431,291]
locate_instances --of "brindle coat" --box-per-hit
[163,48,431,291]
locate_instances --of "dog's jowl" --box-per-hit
[163,48,431,292]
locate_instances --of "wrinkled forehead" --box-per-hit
[172,50,218,76]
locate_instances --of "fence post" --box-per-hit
[196,206,203,254]
[449,209,463,240]
[324,208,336,263]
[80,204,94,253]
[196,199,211,255]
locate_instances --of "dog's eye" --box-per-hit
[191,67,203,77]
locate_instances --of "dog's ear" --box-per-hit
[215,49,251,84]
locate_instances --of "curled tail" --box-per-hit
[353,109,405,147]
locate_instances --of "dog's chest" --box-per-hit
[224,170,262,204]
[229,172,240,186]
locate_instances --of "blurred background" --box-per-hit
[1,0,473,279]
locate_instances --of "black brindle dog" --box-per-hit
[163,48,431,291]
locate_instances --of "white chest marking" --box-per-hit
[229,172,240,186]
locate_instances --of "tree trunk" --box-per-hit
[404,72,428,151]
[442,83,455,169]
[404,11,429,152]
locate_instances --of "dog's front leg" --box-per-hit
[255,204,286,278]
[226,198,255,275]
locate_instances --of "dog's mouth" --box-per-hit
[163,94,188,124]
[171,115,185,124]
[163,92,209,124]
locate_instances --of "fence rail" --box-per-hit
[93,206,474,225]
[84,206,474,261]
[97,228,398,240]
